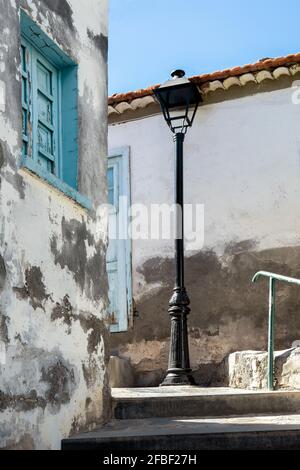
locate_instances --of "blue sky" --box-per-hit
[109,0,300,96]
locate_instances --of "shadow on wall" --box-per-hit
[110,243,300,387]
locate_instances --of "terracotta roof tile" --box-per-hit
[108,52,300,117]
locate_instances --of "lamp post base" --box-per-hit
[160,286,196,387]
[160,368,196,387]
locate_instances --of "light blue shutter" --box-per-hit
[32,51,59,175]
[21,41,30,157]
[107,151,132,333]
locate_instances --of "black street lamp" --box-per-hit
[153,70,202,386]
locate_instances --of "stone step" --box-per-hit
[62,414,300,450]
[112,387,300,419]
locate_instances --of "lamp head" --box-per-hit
[153,69,202,133]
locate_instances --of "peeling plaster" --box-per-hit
[51,295,109,357]
[0,80,5,111]
[0,313,9,343]
[0,255,6,291]
[0,0,109,450]
[50,217,108,302]
[87,29,108,63]
[41,359,76,410]
[14,266,49,311]
[42,0,75,31]
[0,389,47,412]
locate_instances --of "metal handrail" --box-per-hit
[252,270,300,390]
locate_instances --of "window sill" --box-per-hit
[21,156,92,211]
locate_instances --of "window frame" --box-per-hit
[22,37,60,175]
[20,10,91,210]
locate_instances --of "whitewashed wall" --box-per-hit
[109,81,300,386]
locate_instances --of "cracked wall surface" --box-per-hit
[109,78,300,387]
[0,0,109,450]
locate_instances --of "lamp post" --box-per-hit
[153,70,202,386]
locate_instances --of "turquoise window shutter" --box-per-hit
[33,53,59,174]
[21,42,30,157]
[20,10,79,192]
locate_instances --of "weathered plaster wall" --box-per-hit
[109,78,300,386]
[0,0,109,449]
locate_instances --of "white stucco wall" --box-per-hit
[110,85,300,296]
[109,81,300,386]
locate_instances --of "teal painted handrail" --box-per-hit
[252,271,300,390]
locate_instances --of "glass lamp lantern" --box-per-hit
[153,70,202,134]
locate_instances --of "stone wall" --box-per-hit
[0,0,109,449]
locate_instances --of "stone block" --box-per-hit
[108,356,135,388]
[229,347,300,389]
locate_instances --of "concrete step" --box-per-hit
[112,387,300,419]
[62,414,300,450]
